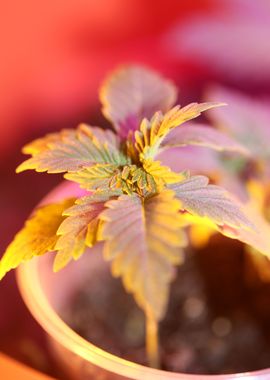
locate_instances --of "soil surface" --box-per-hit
[62,236,270,374]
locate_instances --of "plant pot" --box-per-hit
[16,182,270,380]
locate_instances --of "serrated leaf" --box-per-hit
[100,65,177,139]
[169,175,254,230]
[185,180,270,257]
[17,124,128,174]
[66,162,170,196]
[135,102,225,160]
[22,129,76,155]
[54,194,111,271]
[65,164,121,192]
[185,204,270,260]
[100,190,187,320]
[0,198,75,280]
[143,159,187,189]
[161,123,250,155]
[218,198,270,259]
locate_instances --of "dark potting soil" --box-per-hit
[62,236,270,374]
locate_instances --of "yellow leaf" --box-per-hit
[0,199,75,280]
[65,163,121,192]
[143,159,187,189]
[53,194,110,271]
[22,129,75,155]
[16,124,128,174]
[135,102,225,160]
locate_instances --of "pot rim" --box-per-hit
[17,259,270,380]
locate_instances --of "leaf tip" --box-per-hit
[0,266,5,281]
[15,163,25,173]
[206,101,227,109]
[52,263,60,273]
[53,255,65,272]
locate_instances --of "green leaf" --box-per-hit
[100,65,177,138]
[53,194,111,271]
[0,198,75,280]
[100,190,187,321]
[135,102,225,160]
[17,124,129,174]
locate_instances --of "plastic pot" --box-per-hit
[16,182,270,380]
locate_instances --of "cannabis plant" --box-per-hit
[0,66,266,368]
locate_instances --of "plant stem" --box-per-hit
[146,310,160,369]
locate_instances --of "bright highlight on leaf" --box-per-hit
[100,190,187,320]
[0,199,75,280]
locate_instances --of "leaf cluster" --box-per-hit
[0,66,264,321]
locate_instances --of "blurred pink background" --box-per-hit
[1,0,270,377]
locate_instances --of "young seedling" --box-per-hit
[0,66,266,368]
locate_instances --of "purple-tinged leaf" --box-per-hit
[157,146,221,174]
[218,200,270,259]
[205,85,270,159]
[100,65,177,139]
[171,5,270,82]
[100,190,187,320]
[169,175,254,230]
[161,123,250,155]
